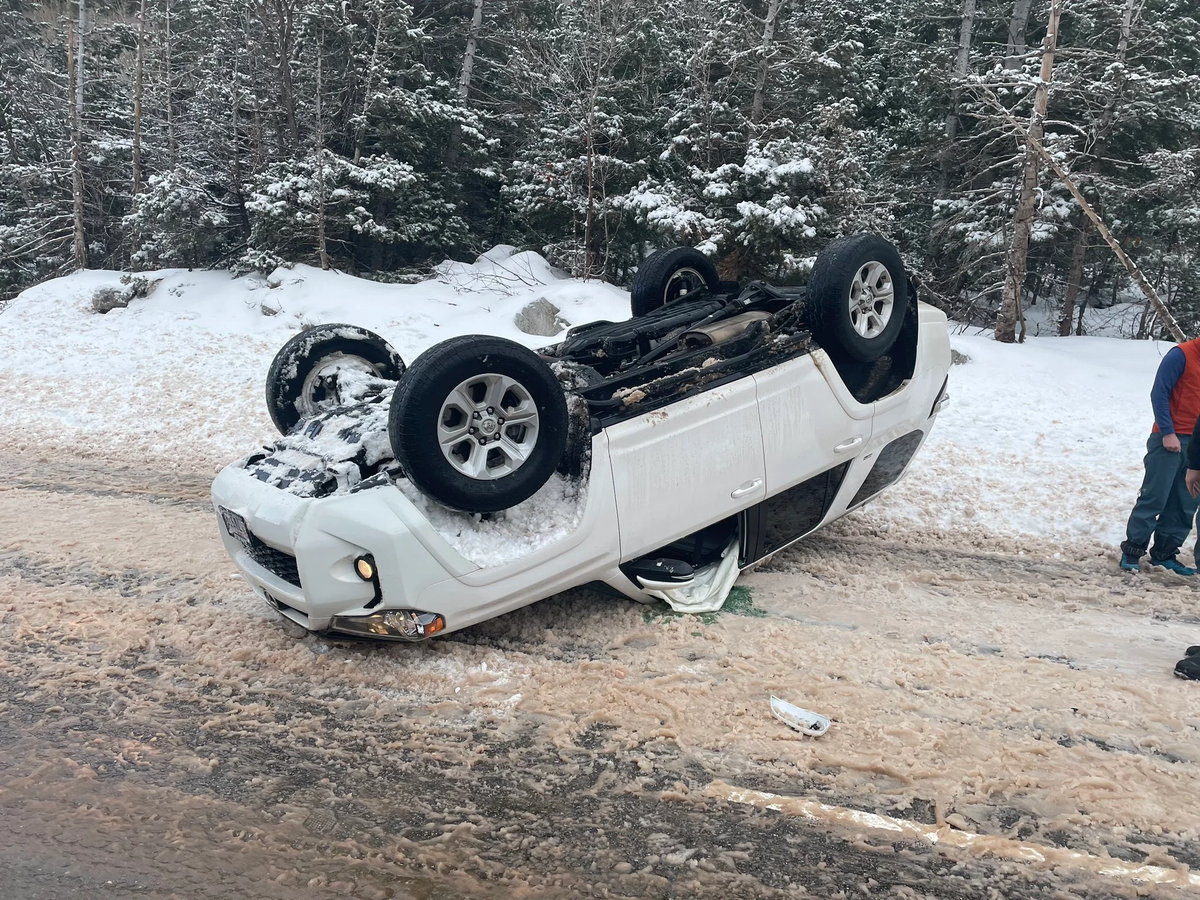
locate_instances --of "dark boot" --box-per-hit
[1149,538,1195,575]
[1120,541,1146,572]
[1150,558,1196,576]
[1174,655,1200,680]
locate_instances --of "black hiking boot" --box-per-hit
[1174,655,1200,681]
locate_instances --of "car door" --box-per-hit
[604,376,766,559]
[748,349,873,559]
[754,349,873,493]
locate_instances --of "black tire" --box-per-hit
[806,234,908,363]
[388,336,569,513]
[630,247,720,317]
[266,324,405,434]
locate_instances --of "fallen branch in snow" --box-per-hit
[982,88,1187,342]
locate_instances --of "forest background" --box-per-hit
[1,0,1197,339]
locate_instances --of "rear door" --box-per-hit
[748,350,872,558]
[754,350,873,494]
[605,377,766,559]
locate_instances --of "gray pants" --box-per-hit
[1124,432,1200,563]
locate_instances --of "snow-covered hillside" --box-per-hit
[0,249,1175,553]
[0,248,628,463]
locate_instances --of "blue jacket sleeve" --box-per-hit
[1152,347,1187,434]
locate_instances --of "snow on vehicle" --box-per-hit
[212,234,952,641]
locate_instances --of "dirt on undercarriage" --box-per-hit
[2,450,1199,899]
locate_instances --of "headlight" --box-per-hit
[331,610,446,641]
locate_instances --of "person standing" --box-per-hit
[1120,338,1200,574]
[1169,439,1200,680]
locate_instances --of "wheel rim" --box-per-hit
[298,354,380,417]
[847,261,895,340]
[663,267,708,304]
[437,373,540,481]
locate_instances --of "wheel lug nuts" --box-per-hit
[472,411,481,419]
[469,427,476,434]
[486,407,494,414]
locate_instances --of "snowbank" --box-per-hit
[0,250,629,464]
[868,328,1171,550]
[0,250,1176,553]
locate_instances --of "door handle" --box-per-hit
[731,478,763,499]
[834,436,864,453]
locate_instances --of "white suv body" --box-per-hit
[212,302,950,639]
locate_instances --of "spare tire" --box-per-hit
[806,234,908,363]
[388,336,569,513]
[630,247,720,317]
[265,324,405,434]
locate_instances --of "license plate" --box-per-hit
[220,507,251,548]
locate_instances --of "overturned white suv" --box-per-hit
[213,235,951,641]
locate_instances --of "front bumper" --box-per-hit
[212,464,471,634]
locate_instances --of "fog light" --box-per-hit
[331,609,446,641]
[354,555,375,581]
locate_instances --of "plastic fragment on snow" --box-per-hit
[770,695,830,737]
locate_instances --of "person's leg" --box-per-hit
[1124,433,1180,559]
[1151,435,1199,569]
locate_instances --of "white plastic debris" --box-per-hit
[644,536,740,614]
[770,695,831,737]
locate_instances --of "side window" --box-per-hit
[742,462,851,564]
[849,430,924,508]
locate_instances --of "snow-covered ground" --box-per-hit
[0,248,1173,555]
[879,328,1170,550]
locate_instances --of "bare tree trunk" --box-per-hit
[1059,0,1136,338]
[315,24,329,271]
[75,0,85,130]
[132,0,147,199]
[165,0,176,163]
[1059,224,1089,335]
[751,0,784,125]
[68,4,88,269]
[1004,0,1033,69]
[0,101,18,160]
[1093,0,1136,143]
[583,118,597,278]
[257,0,299,151]
[277,0,299,146]
[996,0,1060,344]
[231,54,250,240]
[579,0,614,280]
[998,104,1185,341]
[1077,258,1109,335]
[353,4,386,166]
[938,0,976,199]
[458,0,484,100]
[446,0,485,168]
[1075,284,1091,335]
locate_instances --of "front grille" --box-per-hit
[246,533,302,587]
